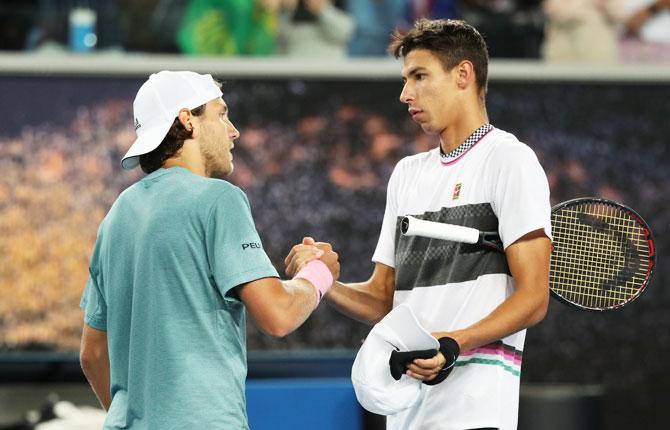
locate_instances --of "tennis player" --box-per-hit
[79,71,339,429]
[287,19,552,429]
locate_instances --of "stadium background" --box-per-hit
[1,58,669,429]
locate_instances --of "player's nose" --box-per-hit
[399,82,413,104]
[228,120,240,141]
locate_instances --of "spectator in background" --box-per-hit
[462,0,545,58]
[121,0,188,53]
[177,0,277,55]
[347,0,407,56]
[276,0,353,57]
[620,0,670,62]
[0,0,37,50]
[543,0,627,63]
[408,0,459,21]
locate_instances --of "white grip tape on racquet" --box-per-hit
[402,216,480,244]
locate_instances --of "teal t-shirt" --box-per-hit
[80,167,278,429]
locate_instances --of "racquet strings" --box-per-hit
[550,201,652,310]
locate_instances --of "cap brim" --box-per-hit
[121,121,173,170]
[380,303,439,351]
[350,304,438,416]
[352,323,424,415]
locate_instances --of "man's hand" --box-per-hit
[389,348,438,380]
[406,336,460,385]
[406,351,446,381]
[284,238,322,277]
[285,237,340,281]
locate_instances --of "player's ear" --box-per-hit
[177,108,193,133]
[457,61,474,89]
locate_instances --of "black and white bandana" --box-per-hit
[439,123,494,165]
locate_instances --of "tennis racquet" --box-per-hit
[400,198,656,311]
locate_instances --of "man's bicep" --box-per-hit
[207,187,278,297]
[370,262,396,300]
[81,323,108,356]
[82,323,107,337]
[80,276,107,330]
[505,229,551,291]
[360,262,396,319]
[505,229,552,325]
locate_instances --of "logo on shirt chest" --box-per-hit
[242,242,262,250]
[452,182,462,200]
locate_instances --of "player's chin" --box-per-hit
[420,123,440,135]
[210,163,233,179]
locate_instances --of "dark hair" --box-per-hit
[389,19,489,95]
[139,104,207,174]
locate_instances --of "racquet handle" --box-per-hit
[401,216,480,244]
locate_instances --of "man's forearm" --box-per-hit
[81,324,112,410]
[325,263,395,324]
[81,356,111,410]
[325,280,393,325]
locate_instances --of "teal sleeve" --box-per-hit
[80,274,107,331]
[206,186,279,297]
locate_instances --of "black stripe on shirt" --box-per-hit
[394,203,510,291]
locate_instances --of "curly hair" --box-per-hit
[389,19,489,95]
[138,104,207,174]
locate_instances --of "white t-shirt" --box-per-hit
[372,125,552,430]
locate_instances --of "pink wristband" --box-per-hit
[293,259,334,308]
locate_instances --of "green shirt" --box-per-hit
[177,0,277,56]
[80,167,278,429]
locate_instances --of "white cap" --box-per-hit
[121,70,223,170]
[351,303,439,416]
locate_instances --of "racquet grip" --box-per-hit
[402,216,480,244]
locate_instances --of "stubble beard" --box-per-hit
[200,140,233,179]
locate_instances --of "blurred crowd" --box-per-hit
[1,0,669,62]
[0,99,138,351]
[1,77,668,353]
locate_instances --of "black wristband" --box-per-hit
[422,337,460,386]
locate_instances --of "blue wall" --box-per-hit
[247,378,362,430]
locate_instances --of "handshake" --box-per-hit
[284,237,340,307]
